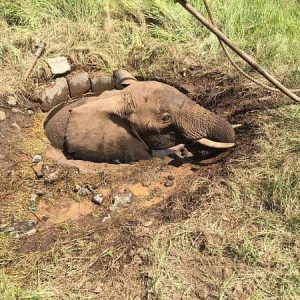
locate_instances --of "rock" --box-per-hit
[92,194,104,205]
[143,220,153,227]
[110,192,133,211]
[32,155,43,163]
[27,220,37,228]
[10,232,20,239]
[20,228,37,237]
[47,56,71,75]
[32,162,44,178]
[0,110,6,121]
[7,96,17,107]
[160,165,168,172]
[94,284,104,294]
[164,180,174,187]
[90,72,114,93]
[27,109,34,115]
[167,175,175,181]
[11,108,23,114]
[40,78,70,112]
[35,190,46,196]
[68,72,91,97]
[73,184,81,193]
[78,187,90,197]
[102,214,111,223]
[42,215,50,222]
[44,170,62,184]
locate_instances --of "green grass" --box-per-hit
[1,0,300,299]
[0,0,299,94]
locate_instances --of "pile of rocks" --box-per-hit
[38,71,114,112]
[37,69,137,112]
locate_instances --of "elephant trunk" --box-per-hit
[174,102,235,147]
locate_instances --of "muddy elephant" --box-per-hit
[44,79,236,163]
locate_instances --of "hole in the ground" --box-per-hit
[43,77,236,168]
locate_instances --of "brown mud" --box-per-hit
[0,68,293,298]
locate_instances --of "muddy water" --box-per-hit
[37,146,194,225]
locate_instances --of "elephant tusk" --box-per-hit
[232,124,242,129]
[196,138,235,149]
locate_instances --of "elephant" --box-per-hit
[44,78,236,163]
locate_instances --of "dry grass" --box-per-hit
[1,0,300,299]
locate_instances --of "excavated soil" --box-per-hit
[0,68,292,298]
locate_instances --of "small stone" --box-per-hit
[73,185,81,193]
[102,214,111,223]
[40,77,70,112]
[94,285,104,294]
[32,155,43,163]
[191,166,200,172]
[11,108,23,114]
[27,109,34,115]
[42,215,50,222]
[143,220,153,227]
[44,170,62,184]
[33,162,44,178]
[78,187,90,197]
[92,194,104,205]
[164,180,174,187]
[27,220,37,228]
[0,111,6,121]
[110,192,133,211]
[10,232,20,238]
[167,175,175,181]
[142,181,150,187]
[68,72,91,97]
[47,56,71,75]
[22,228,37,237]
[35,190,45,197]
[160,165,168,172]
[90,183,100,190]
[7,96,17,107]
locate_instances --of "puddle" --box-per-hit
[33,147,194,226]
[37,198,95,225]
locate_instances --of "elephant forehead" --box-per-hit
[128,81,189,107]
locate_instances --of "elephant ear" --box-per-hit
[65,95,150,162]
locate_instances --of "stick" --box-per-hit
[175,0,300,103]
[202,0,299,94]
[24,42,46,81]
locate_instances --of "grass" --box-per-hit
[0,0,300,299]
[142,107,300,298]
[0,0,299,94]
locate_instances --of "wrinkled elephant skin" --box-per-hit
[44,81,235,163]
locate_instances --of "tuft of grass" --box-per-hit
[0,0,299,94]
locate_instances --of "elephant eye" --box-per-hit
[161,112,172,123]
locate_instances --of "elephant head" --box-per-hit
[44,81,235,163]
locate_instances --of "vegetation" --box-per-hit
[0,0,300,299]
[0,0,299,93]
